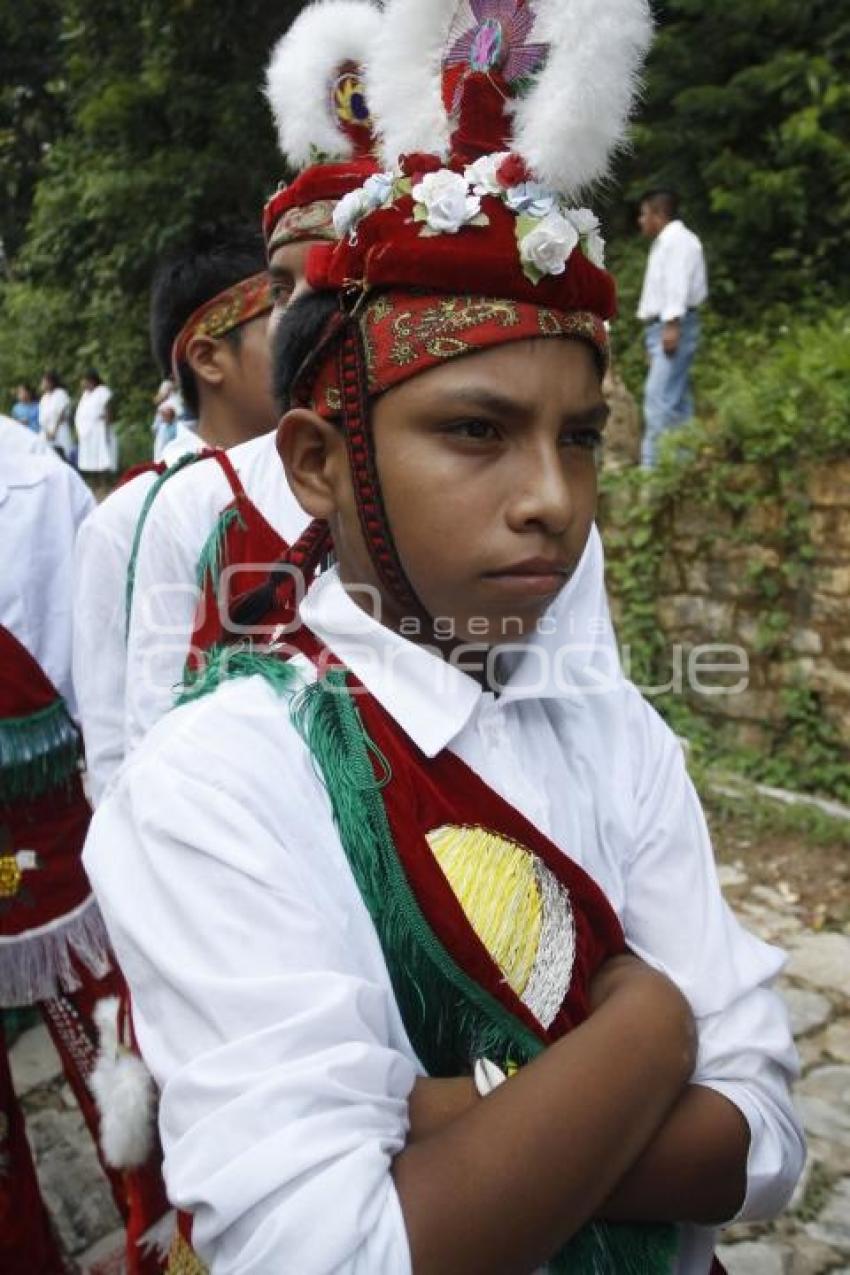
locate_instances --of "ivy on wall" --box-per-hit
[600,306,850,802]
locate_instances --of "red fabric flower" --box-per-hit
[496,152,531,188]
[399,152,444,181]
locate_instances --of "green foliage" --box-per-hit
[700,781,850,853]
[0,0,302,463]
[601,305,850,803]
[613,0,850,308]
[733,687,850,804]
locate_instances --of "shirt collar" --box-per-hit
[657,218,683,243]
[299,569,482,757]
[297,525,619,755]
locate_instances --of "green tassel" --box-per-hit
[125,452,207,638]
[174,641,299,709]
[195,505,247,594]
[0,700,80,803]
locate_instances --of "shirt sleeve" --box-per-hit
[84,681,416,1274]
[622,691,805,1223]
[123,469,225,755]
[72,497,134,803]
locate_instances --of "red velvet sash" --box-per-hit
[187,450,287,670]
[353,684,626,1040]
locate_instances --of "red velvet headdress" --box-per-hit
[262,1,382,254]
[282,0,653,618]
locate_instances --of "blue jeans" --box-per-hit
[641,311,700,468]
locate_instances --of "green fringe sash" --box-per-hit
[0,699,80,803]
[195,504,248,594]
[172,651,678,1274]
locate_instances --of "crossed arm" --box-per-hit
[398,955,749,1275]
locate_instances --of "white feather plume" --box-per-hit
[367,0,456,166]
[510,0,654,199]
[265,0,383,168]
[89,996,158,1170]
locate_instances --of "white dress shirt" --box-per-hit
[123,431,309,757]
[1,449,94,714]
[73,470,159,805]
[85,558,803,1275]
[73,431,227,805]
[637,220,708,323]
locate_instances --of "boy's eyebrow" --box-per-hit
[564,402,611,430]
[424,388,611,429]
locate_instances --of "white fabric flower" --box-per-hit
[333,188,372,239]
[565,207,600,236]
[505,182,558,218]
[564,208,605,267]
[412,169,481,234]
[519,209,579,278]
[585,229,606,268]
[464,152,512,196]
[362,171,395,208]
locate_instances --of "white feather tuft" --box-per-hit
[265,0,383,168]
[89,996,158,1170]
[510,0,654,199]
[367,0,456,166]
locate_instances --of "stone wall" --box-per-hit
[601,458,850,754]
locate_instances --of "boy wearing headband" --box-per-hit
[86,3,803,1272]
[73,230,275,805]
[122,0,382,756]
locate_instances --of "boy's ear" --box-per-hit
[277,409,345,520]
[185,335,226,389]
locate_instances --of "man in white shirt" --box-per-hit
[636,190,708,468]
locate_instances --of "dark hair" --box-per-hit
[84,368,102,386]
[16,382,37,400]
[149,229,268,417]
[271,289,339,415]
[640,189,680,221]
[43,369,63,390]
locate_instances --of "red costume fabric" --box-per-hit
[301,290,609,421]
[171,273,273,376]
[263,160,379,252]
[0,624,169,1273]
[187,451,288,669]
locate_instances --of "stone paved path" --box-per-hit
[7,868,850,1273]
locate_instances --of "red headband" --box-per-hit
[262,159,380,253]
[171,272,273,376]
[297,290,609,420]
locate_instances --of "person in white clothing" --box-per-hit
[38,369,74,459]
[84,3,803,1269]
[0,412,53,457]
[637,190,708,468]
[73,231,275,805]
[1,448,94,714]
[75,368,116,486]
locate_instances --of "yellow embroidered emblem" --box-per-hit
[427,824,576,1030]
[0,855,23,898]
